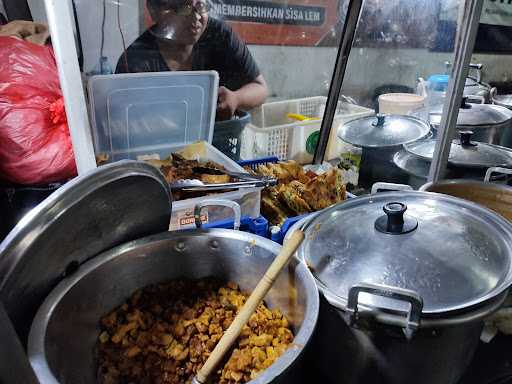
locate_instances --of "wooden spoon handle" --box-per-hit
[194,230,305,384]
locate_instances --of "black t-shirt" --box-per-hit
[115,18,260,91]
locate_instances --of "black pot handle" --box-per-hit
[372,113,386,127]
[347,282,424,339]
[374,202,418,235]
[459,131,477,147]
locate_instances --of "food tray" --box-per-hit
[237,157,354,243]
[240,96,373,162]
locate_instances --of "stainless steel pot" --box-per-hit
[0,161,319,384]
[291,190,512,384]
[28,229,319,384]
[419,167,512,221]
[393,132,512,189]
[338,114,431,189]
[463,64,497,104]
[494,94,512,110]
[429,98,512,147]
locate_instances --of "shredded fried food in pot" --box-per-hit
[97,277,294,384]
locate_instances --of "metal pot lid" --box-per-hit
[393,149,430,178]
[0,160,172,342]
[338,113,431,148]
[404,131,512,168]
[298,191,512,315]
[430,99,512,127]
[494,94,512,109]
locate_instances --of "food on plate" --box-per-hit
[249,161,347,225]
[146,153,234,200]
[97,277,293,384]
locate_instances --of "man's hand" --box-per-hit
[216,86,239,121]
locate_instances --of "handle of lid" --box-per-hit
[469,63,483,83]
[484,167,512,183]
[464,95,485,105]
[459,131,477,147]
[375,202,418,235]
[370,182,414,195]
[372,113,386,127]
[346,282,423,339]
[383,202,406,230]
[194,199,241,230]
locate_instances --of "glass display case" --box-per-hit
[33,0,512,192]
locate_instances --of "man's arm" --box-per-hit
[217,75,268,120]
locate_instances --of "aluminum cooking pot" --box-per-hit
[338,113,431,189]
[287,189,512,384]
[28,229,319,384]
[463,63,496,104]
[420,167,512,221]
[494,94,512,110]
[429,98,512,147]
[0,161,319,384]
[393,131,512,189]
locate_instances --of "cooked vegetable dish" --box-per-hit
[97,278,293,384]
[248,161,346,225]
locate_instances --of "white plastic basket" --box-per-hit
[241,96,373,162]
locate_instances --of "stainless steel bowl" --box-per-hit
[28,229,319,384]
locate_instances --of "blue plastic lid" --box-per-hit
[427,74,449,92]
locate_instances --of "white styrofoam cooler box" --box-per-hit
[88,72,260,230]
[240,96,374,163]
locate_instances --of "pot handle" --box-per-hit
[484,167,512,183]
[371,182,414,195]
[347,282,423,339]
[194,199,241,230]
[465,95,486,105]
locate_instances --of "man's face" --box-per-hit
[150,0,209,45]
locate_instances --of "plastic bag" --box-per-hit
[0,36,77,185]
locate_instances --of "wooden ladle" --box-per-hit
[192,229,305,384]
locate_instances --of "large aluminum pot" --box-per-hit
[287,190,512,384]
[28,229,319,384]
[338,114,431,189]
[420,167,512,221]
[429,99,512,147]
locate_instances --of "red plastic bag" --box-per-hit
[0,36,77,185]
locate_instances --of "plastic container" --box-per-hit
[240,96,373,163]
[212,110,251,161]
[88,71,218,161]
[166,143,261,230]
[378,93,426,115]
[88,72,261,230]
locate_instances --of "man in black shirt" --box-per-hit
[116,0,268,119]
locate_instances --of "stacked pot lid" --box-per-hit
[338,113,431,148]
[395,131,512,178]
[297,191,512,321]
